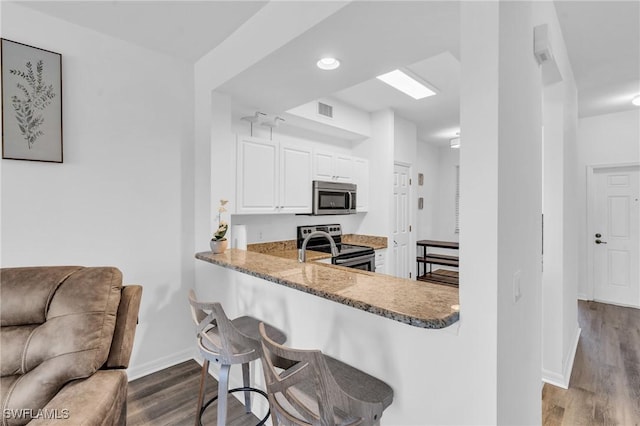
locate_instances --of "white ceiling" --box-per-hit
[554,1,640,118]
[18,1,268,62]
[13,1,640,144]
[217,1,459,120]
[331,51,461,144]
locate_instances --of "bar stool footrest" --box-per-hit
[199,386,270,426]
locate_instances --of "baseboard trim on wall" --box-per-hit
[577,293,589,301]
[127,348,196,381]
[542,326,581,389]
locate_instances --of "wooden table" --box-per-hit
[416,240,459,285]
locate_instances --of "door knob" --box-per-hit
[595,239,607,244]
[595,233,602,238]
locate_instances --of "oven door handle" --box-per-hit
[334,254,373,265]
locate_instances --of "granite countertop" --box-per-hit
[246,240,330,261]
[342,234,387,250]
[196,249,459,329]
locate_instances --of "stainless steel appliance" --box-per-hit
[312,181,357,215]
[297,224,375,272]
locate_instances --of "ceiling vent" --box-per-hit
[317,102,333,118]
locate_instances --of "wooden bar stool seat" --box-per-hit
[258,323,394,425]
[188,290,287,426]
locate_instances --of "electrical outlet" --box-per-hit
[513,270,522,303]
[258,231,263,241]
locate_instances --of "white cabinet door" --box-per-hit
[236,137,278,213]
[314,151,354,182]
[280,142,313,213]
[313,151,335,181]
[375,249,387,274]
[334,155,354,182]
[353,157,369,212]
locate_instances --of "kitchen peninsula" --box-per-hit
[195,247,463,424]
[196,249,459,328]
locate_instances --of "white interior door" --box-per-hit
[592,166,640,307]
[393,163,411,278]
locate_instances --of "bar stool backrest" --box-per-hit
[188,289,261,365]
[259,323,378,426]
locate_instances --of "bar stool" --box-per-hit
[258,323,394,426]
[188,290,287,426]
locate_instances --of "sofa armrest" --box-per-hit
[106,285,142,369]
[29,370,127,425]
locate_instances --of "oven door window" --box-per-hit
[318,191,349,210]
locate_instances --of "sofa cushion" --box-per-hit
[0,266,122,426]
[0,266,81,327]
[30,370,128,426]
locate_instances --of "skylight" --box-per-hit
[376,69,436,100]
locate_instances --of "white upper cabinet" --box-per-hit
[236,136,312,214]
[334,155,354,182]
[313,151,335,181]
[237,137,278,213]
[279,142,313,213]
[313,151,353,182]
[313,150,369,212]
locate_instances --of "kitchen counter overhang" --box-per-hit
[196,249,459,329]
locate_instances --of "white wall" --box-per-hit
[533,0,581,389]
[415,143,460,246]
[284,96,371,139]
[576,109,640,299]
[495,3,543,423]
[433,147,460,243]
[0,3,196,378]
[416,142,439,240]
[459,2,543,423]
[393,115,417,165]
[352,110,394,244]
[233,214,365,245]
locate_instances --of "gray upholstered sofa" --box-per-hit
[0,266,142,425]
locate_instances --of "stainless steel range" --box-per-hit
[297,224,375,272]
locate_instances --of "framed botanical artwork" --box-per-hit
[1,38,63,163]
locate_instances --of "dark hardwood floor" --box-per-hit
[542,300,640,425]
[127,300,639,425]
[127,360,259,426]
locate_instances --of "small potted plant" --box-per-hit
[210,199,229,254]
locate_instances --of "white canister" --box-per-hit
[232,225,247,250]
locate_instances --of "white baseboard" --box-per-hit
[577,293,589,301]
[542,326,581,389]
[127,348,196,381]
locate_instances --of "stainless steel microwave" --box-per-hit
[312,181,357,215]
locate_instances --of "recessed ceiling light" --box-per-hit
[632,95,640,106]
[376,69,436,100]
[317,57,340,70]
